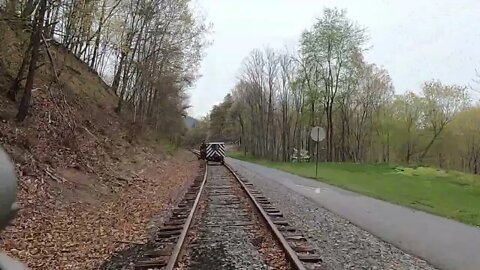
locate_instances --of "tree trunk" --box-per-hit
[111,51,126,94]
[308,101,315,156]
[90,0,107,68]
[17,0,47,122]
[48,3,59,38]
[21,0,38,18]
[115,75,128,113]
[419,131,442,163]
[326,102,334,161]
[6,0,18,14]
[340,116,346,161]
[385,132,390,163]
[406,142,411,164]
[8,43,32,101]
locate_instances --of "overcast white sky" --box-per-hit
[188,0,480,118]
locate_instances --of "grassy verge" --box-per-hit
[228,151,480,227]
[157,139,177,154]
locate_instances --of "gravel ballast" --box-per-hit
[228,160,437,270]
[179,165,290,269]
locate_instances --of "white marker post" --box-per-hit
[310,126,325,178]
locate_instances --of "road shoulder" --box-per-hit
[227,158,480,270]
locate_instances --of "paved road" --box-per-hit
[227,158,480,270]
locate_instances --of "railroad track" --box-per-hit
[133,151,324,270]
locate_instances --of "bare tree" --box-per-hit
[17,0,47,121]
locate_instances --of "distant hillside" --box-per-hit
[184,115,199,129]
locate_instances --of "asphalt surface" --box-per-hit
[227,158,480,270]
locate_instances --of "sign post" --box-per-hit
[310,126,326,178]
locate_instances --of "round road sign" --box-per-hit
[310,126,326,142]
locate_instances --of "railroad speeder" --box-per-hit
[200,142,225,164]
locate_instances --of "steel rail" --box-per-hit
[188,149,306,269]
[224,162,307,270]
[164,162,208,270]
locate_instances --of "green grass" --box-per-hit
[161,140,177,154]
[228,151,480,227]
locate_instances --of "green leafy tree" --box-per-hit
[419,81,468,162]
[300,8,366,161]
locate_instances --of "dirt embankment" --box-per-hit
[0,17,200,269]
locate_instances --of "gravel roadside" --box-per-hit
[228,161,437,270]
